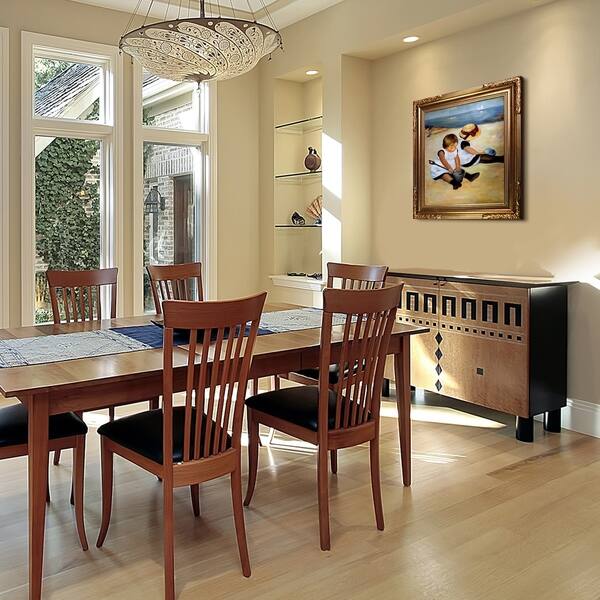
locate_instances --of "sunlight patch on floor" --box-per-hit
[381,402,506,429]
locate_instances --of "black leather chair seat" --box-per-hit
[0,404,87,448]
[246,385,371,432]
[97,408,231,464]
[294,365,340,385]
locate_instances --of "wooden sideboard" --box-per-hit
[384,270,574,442]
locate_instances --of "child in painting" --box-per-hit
[430,133,479,190]
[458,123,504,167]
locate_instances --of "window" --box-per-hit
[133,66,214,313]
[0,28,8,327]
[21,33,122,325]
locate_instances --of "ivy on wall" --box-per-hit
[34,104,101,322]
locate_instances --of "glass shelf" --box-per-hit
[275,224,321,228]
[275,115,323,134]
[275,170,322,184]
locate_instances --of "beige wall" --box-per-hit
[0,0,261,324]
[370,0,600,407]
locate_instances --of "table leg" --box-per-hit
[28,392,49,600]
[393,337,412,487]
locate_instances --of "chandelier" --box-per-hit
[120,0,283,83]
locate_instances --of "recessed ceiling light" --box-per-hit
[306,69,319,76]
[403,35,419,43]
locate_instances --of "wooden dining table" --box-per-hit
[0,305,427,600]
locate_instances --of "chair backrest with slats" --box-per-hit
[327,262,389,290]
[318,284,402,433]
[147,262,204,315]
[162,292,267,466]
[46,268,118,324]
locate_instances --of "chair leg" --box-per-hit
[330,450,338,474]
[244,410,259,507]
[317,446,331,551]
[252,378,259,395]
[53,450,61,465]
[163,480,175,600]
[230,466,251,577]
[273,375,281,391]
[73,437,89,551]
[46,482,50,504]
[149,397,160,411]
[96,438,114,548]
[108,407,115,421]
[369,439,385,531]
[190,484,200,517]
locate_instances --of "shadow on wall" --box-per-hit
[567,277,600,406]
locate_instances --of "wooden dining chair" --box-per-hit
[96,292,267,599]
[278,262,389,472]
[47,268,158,465]
[146,262,204,315]
[244,284,402,550]
[0,403,88,550]
[146,262,268,396]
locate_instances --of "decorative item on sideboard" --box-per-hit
[304,147,321,172]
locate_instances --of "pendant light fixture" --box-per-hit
[120,0,283,83]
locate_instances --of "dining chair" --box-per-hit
[147,262,270,396]
[0,403,88,550]
[146,262,204,315]
[47,268,159,465]
[244,284,402,550]
[96,292,267,599]
[279,262,389,472]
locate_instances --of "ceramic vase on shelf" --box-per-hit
[304,147,321,172]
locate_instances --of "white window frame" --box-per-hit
[0,28,9,327]
[132,63,217,314]
[21,32,123,325]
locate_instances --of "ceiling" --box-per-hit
[69,0,346,29]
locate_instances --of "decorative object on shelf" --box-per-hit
[413,76,522,220]
[304,147,322,172]
[119,0,283,84]
[291,211,306,226]
[286,272,322,280]
[306,194,323,224]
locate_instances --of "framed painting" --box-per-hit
[413,76,522,220]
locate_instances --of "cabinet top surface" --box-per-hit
[388,269,577,289]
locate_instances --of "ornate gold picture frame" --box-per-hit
[413,77,522,220]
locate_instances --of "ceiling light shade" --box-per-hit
[120,0,283,84]
[403,35,420,43]
[306,69,319,76]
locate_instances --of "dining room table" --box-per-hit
[0,303,427,599]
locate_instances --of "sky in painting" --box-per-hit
[425,96,505,128]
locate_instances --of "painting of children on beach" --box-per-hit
[413,78,522,219]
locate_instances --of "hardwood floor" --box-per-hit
[1,387,600,599]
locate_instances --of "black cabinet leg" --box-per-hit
[544,409,562,433]
[382,378,391,397]
[516,416,534,443]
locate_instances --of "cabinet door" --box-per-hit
[387,276,441,392]
[435,281,529,416]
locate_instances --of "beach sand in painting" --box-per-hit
[424,120,505,207]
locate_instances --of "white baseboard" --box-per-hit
[561,398,600,438]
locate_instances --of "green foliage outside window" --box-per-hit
[34,103,101,323]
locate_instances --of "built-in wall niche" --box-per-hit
[271,76,324,293]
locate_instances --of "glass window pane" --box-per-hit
[35,136,101,323]
[34,57,102,121]
[142,71,205,132]
[143,142,202,313]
